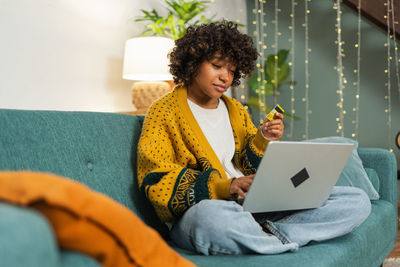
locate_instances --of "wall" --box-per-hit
[0,0,246,112]
[246,0,400,164]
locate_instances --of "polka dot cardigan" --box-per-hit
[137,86,269,223]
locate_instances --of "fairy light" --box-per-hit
[273,0,279,106]
[385,0,393,152]
[390,0,400,103]
[303,0,311,140]
[254,0,263,122]
[260,0,267,120]
[254,0,267,123]
[352,0,362,139]
[334,0,345,137]
[288,0,297,140]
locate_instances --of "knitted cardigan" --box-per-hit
[137,86,269,223]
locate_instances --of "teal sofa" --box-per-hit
[0,109,397,267]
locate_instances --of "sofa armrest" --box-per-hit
[358,148,398,207]
[0,202,60,267]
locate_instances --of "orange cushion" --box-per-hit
[0,171,195,267]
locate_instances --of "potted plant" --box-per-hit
[135,0,217,40]
[247,49,299,120]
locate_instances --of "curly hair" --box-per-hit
[169,20,259,88]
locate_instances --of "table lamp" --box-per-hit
[122,36,175,114]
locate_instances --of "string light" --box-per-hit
[303,0,311,140]
[260,0,267,120]
[352,0,362,139]
[385,0,393,152]
[288,0,297,140]
[273,0,279,106]
[246,0,397,147]
[254,0,267,123]
[254,0,263,122]
[334,0,345,137]
[390,0,400,103]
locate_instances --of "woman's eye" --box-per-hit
[212,64,221,68]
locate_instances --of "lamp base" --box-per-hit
[131,81,171,113]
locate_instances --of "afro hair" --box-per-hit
[169,20,259,88]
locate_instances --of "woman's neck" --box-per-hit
[187,87,219,109]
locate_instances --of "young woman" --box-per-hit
[137,20,371,255]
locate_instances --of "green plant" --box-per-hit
[135,0,216,40]
[247,49,299,120]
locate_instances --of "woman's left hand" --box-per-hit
[261,112,284,141]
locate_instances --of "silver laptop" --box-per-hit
[242,141,354,213]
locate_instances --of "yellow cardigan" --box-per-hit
[137,86,269,222]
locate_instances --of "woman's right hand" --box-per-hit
[229,174,255,199]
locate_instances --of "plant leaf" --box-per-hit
[277,63,290,85]
[277,49,289,66]
[247,96,272,113]
[283,112,301,120]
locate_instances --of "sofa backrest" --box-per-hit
[0,109,169,239]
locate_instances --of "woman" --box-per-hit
[137,20,370,255]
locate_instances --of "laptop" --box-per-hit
[242,141,354,213]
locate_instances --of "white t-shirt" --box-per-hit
[187,99,244,178]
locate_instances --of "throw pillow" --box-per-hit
[303,137,379,200]
[0,171,195,267]
[364,168,380,192]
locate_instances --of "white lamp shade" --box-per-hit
[122,37,174,81]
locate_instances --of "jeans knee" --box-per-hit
[349,186,370,203]
[341,186,371,221]
[184,200,238,233]
[355,188,371,218]
[171,200,247,255]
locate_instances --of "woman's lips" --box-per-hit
[213,84,226,93]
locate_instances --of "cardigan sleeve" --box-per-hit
[232,101,269,175]
[137,102,234,223]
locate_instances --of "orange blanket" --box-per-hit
[0,171,195,267]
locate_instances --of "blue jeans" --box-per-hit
[170,186,371,255]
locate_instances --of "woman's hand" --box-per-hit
[261,112,284,141]
[230,174,255,199]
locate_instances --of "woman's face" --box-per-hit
[187,56,236,109]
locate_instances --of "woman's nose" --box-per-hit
[219,68,230,82]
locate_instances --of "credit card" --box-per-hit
[265,104,284,121]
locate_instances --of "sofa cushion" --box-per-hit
[0,171,195,267]
[303,137,379,200]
